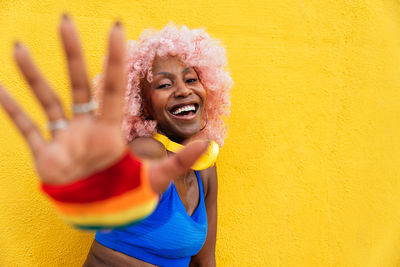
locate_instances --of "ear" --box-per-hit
[143,105,153,120]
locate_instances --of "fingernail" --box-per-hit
[114,21,121,27]
[62,13,69,20]
[14,41,20,48]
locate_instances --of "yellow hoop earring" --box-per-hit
[153,133,219,170]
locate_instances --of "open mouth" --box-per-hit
[169,103,199,119]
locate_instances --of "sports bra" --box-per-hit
[95,171,207,267]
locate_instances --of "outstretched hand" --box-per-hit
[0,15,207,192]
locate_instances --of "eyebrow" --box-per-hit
[155,72,172,76]
[155,68,192,76]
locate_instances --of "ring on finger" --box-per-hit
[48,119,68,131]
[72,99,98,114]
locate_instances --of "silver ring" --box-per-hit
[72,100,98,114]
[48,119,68,131]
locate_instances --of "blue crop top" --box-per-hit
[95,171,208,267]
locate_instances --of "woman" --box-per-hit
[0,15,231,267]
[85,24,232,266]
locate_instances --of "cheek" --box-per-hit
[198,87,207,105]
[150,94,168,116]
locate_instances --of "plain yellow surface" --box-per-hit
[0,0,400,266]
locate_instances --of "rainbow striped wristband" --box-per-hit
[41,151,158,230]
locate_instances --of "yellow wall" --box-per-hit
[0,0,400,266]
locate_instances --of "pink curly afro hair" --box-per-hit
[95,24,232,146]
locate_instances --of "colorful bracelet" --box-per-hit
[41,151,158,230]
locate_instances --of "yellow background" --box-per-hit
[0,0,400,266]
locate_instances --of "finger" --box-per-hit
[59,14,91,112]
[99,22,126,123]
[14,43,66,124]
[0,86,46,156]
[148,141,209,192]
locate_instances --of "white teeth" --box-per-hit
[172,104,196,115]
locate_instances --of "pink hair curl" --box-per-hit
[95,24,232,146]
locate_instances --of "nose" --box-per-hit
[174,80,192,98]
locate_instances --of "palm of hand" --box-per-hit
[36,118,125,184]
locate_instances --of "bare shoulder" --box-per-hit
[129,136,167,160]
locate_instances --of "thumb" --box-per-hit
[147,140,209,193]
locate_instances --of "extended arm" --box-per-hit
[0,15,208,230]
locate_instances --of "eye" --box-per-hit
[186,78,197,84]
[156,83,171,89]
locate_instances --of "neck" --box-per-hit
[168,135,187,144]
[158,129,193,145]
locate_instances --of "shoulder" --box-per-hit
[199,164,217,199]
[129,136,167,160]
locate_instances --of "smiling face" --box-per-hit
[142,56,206,143]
